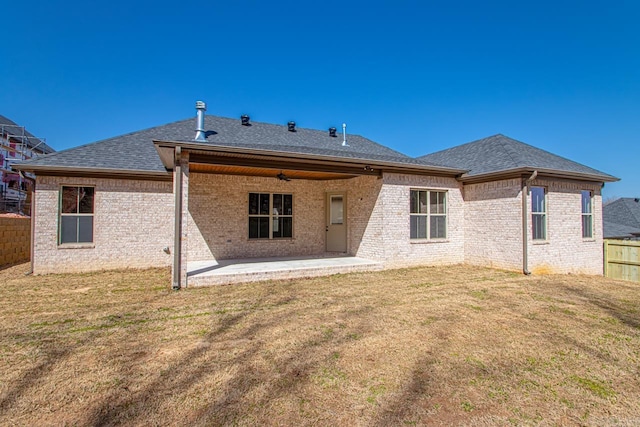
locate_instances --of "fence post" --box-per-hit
[603,239,608,277]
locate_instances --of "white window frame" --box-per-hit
[248,192,293,239]
[59,185,95,245]
[410,189,447,240]
[581,190,593,239]
[531,186,547,240]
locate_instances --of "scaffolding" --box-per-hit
[0,121,50,215]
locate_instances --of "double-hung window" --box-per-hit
[531,186,546,240]
[581,190,593,238]
[410,189,447,239]
[60,186,94,244]
[248,193,293,239]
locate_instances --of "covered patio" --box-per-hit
[151,114,463,289]
[186,254,383,286]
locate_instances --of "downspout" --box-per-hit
[522,170,538,275]
[172,146,182,290]
[26,186,35,275]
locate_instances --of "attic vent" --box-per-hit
[287,121,296,132]
[329,127,337,137]
[241,115,250,126]
[635,198,639,203]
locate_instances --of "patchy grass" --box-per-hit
[0,263,639,426]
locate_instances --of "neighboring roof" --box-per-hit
[603,221,640,239]
[418,134,618,182]
[603,198,640,230]
[17,115,462,175]
[0,115,56,154]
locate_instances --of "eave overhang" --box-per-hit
[456,167,619,185]
[153,140,467,178]
[11,164,172,181]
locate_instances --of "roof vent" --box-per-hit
[635,198,639,203]
[241,115,250,126]
[287,121,296,132]
[329,127,337,137]
[342,123,349,147]
[195,101,207,141]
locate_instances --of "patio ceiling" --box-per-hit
[186,149,381,180]
[154,141,467,179]
[189,163,357,180]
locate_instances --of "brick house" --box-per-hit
[15,102,618,287]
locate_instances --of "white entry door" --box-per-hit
[326,193,347,252]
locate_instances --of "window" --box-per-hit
[581,190,593,238]
[60,186,94,244]
[531,186,546,240]
[410,189,447,239]
[248,193,293,239]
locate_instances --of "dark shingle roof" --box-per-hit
[17,120,176,173]
[418,134,617,182]
[19,115,452,173]
[603,198,640,229]
[0,115,55,154]
[603,221,640,239]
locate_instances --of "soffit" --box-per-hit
[189,163,356,180]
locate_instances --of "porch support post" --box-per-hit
[179,151,190,287]
[172,147,183,290]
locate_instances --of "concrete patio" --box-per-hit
[186,255,383,286]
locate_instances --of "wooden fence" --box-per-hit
[0,216,31,267]
[604,239,640,282]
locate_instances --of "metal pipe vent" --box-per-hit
[195,101,207,141]
[342,123,349,147]
[287,121,296,132]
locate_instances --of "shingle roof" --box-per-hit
[0,115,55,154]
[603,221,640,239]
[603,198,640,229]
[418,134,617,182]
[19,115,452,173]
[16,119,618,183]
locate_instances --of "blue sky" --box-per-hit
[1,0,638,198]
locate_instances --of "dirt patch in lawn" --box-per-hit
[0,263,639,426]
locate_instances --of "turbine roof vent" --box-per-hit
[241,115,250,126]
[287,121,296,132]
